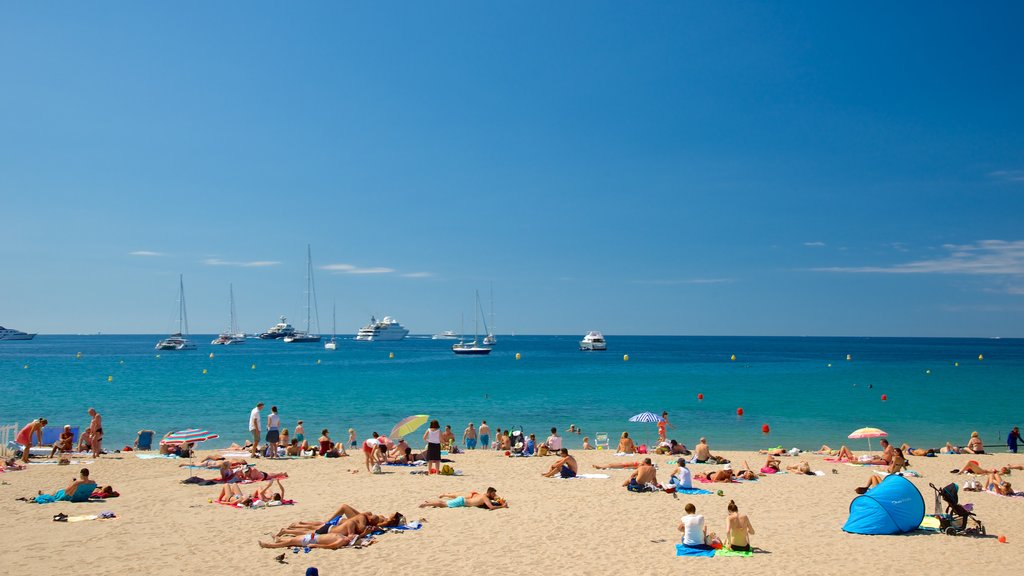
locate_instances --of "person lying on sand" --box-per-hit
[541,448,578,478]
[669,439,690,455]
[216,479,285,507]
[236,466,288,482]
[276,504,405,537]
[734,461,759,480]
[593,461,640,469]
[786,461,813,475]
[941,442,962,454]
[900,443,936,457]
[259,531,366,550]
[2,458,27,471]
[956,460,997,475]
[759,447,785,456]
[623,458,658,489]
[985,472,1013,496]
[185,457,249,469]
[695,465,734,483]
[419,487,507,510]
[815,445,839,456]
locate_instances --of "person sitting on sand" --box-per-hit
[668,440,689,456]
[285,439,302,457]
[693,437,727,463]
[419,487,508,510]
[786,461,812,475]
[984,471,1013,496]
[678,502,710,548]
[30,467,95,503]
[725,500,755,552]
[624,458,658,490]
[617,432,636,454]
[669,460,693,490]
[887,448,908,474]
[582,437,593,450]
[763,456,781,473]
[964,431,985,454]
[544,428,562,453]
[49,425,75,458]
[388,438,411,463]
[541,448,578,478]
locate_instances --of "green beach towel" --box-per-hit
[716,548,754,557]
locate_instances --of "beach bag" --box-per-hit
[637,445,648,454]
[440,464,455,476]
[372,463,382,474]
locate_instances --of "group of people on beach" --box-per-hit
[13,409,104,463]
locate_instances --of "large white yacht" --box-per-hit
[0,326,36,340]
[355,316,409,341]
[259,316,296,339]
[579,331,607,351]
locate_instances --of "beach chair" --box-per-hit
[40,426,80,446]
[595,432,609,451]
[134,430,155,451]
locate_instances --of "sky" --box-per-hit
[2,1,1023,337]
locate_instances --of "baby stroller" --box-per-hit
[509,428,525,456]
[928,482,986,536]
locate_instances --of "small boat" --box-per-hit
[579,331,607,351]
[156,275,197,351]
[432,330,459,340]
[0,326,36,341]
[258,316,296,339]
[482,283,497,346]
[453,291,492,356]
[324,302,337,350]
[211,284,245,345]
[284,245,322,343]
[355,316,409,341]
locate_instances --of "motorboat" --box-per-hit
[259,316,296,339]
[0,326,36,340]
[432,330,459,340]
[579,331,607,351]
[155,275,197,351]
[355,316,409,341]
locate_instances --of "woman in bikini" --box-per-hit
[965,432,985,454]
[985,471,1013,496]
[786,461,812,475]
[725,500,755,552]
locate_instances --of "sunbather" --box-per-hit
[696,464,734,483]
[669,439,690,455]
[237,466,288,482]
[29,467,94,503]
[49,425,75,458]
[900,443,936,457]
[964,431,985,454]
[541,448,578,478]
[956,460,995,475]
[985,472,1013,496]
[617,432,636,454]
[786,461,812,475]
[624,458,658,489]
[593,461,640,470]
[834,445,856,460]
[419,487,507,510]
[258,531,365,550]
[276,504,404,537]
[763,456,781,472]
[693,438,726,463]
[854,475,884,494]
[815,445,839,456]
[725,500,755,552]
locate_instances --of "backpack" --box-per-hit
[440,464,455,476]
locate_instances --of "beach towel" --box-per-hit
[563,473,610,479]
[716,548,753,557]
[34,482,97,504]
[675,544,716,557]
[674,488,713,495]
[136,454,179,460]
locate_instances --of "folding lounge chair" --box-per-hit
[134,430,156,451]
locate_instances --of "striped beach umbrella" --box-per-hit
[628,412,664,423]
[160,428,219,446]
[390,415,429,440]
[848,427,887,451]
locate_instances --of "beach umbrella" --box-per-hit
[628,412,664,423]
[160,428,219,445]
[390,414,429,440]
[848,427,887,451]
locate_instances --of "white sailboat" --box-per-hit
[211,284,245,345]
[452,290,492,355]
[284,245,322,343]
[482,283,497,346]
[324,301,337,350]
[156,275,197,350]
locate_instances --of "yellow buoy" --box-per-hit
[389,352,394,359]
[846,354,852,361]
[76,352,82,359]
[202,368,207,375]
[954,362,959,367]
[209,352,214,359]
[978,354,984,361]
[251,364,256,370]
[107,375,113,382]
[515,352,521,360]
[623,354,629,362]
[730,354,736,361]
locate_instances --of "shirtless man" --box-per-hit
[624,458,658,489]
[419,487,507,510]
[479,420,491,449]
[276,505,404,537]
[463,423,478,450]
[441,425,456,450]
[542,448,578,478]
[49,425,74,458]
[693,437,725,463]
[86,408,103,458]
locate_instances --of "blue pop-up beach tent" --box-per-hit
[843,474,925,535]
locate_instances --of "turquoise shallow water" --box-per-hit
[1,335,1022,451]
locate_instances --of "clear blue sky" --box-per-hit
[2,2,1023,337]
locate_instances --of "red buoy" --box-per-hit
[736,407,744,416]
[697,393,704,400]
[881,394,887,401]
[761,424,770,434]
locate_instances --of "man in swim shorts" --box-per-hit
[419,487,507,510]
[463,422,478,449]
[541,448,578,478]
[624,458,659,490]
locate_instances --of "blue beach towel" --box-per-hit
[674,488,713,495]
[34,482,97,504]
[676,543,716,557]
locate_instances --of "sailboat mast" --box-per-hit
[229,283,236,334]
[179,274,189,336]
[474,290,480,341]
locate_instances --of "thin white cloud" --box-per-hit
[813,240,1024,275]
[803,241,826,247]
[401,272,434,278]
[321,263,395,275]
[130,250,164,257]
[202,258,280,268]
[989,170,1024,183]
[633,278,734,285]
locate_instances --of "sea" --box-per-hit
[2,335,1022,452]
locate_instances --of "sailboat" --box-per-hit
[284,245,322,343]
[324,301,337,350]
[452,290,492,355]
[211,284,245,345]
[156,274,198,350]
[482,283,497,346]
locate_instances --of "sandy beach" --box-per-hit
[2,446,1022,575]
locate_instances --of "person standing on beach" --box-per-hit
[249,403,263,457]
[1008,427,1022,454]
[87,408,103,458]
[15,418,47,463]
[423,420,442,474]
[266,406,281,458]
[463,423,478,449]
[294,420,306,449]
[658,411,675,443]
[479,420,490,450]
[348,428,357,448]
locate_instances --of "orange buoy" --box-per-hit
[736,407,744,416]
[881,394,887,401]
[761,424,770,433]
[697,393,704,400]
